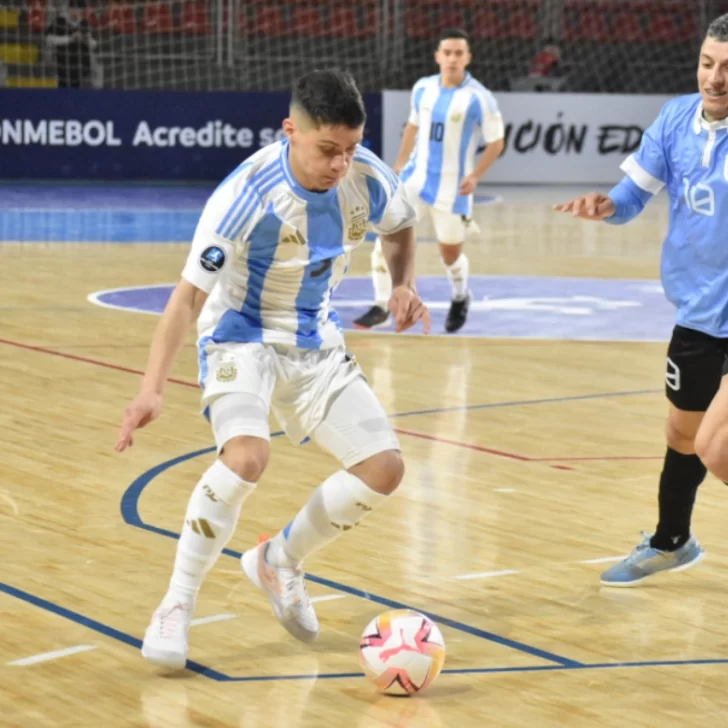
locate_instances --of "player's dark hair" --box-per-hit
[437,28,470,48]
[291,70,366,129]
[706,13,728,42]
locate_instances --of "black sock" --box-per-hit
[651,447,706,551]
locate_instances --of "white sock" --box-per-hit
[372,238,392,309]
[166,460,255,604]
[445,253,469,301]
[267,471,388,567]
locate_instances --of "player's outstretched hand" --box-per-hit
[115,391,163,452]
[389,285,431,335]
[553,193,615,221]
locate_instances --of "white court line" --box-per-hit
[310,595,348,604]
[493,488,517,493]
[190,613,237,627]
[453,570,521,581]
[8,644,97,666]
[576,556,627,565]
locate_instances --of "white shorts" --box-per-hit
[200,342,400,469]
[404,179,467,244]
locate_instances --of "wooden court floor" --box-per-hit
[2,188,727,727]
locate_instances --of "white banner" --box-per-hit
[382,91,672,184]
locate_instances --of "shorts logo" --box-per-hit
[216,362,237,382]
[200,246,226,273]
[666,356,681,391]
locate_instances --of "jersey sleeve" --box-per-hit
[356,148,416,235]
[605,176,654,225]
[181,170,263,293]
[407,80,427,127]
[618,104,669,194]
[472,87,505,144]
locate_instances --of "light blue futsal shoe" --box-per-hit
[600,532,705,587]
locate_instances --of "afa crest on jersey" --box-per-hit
[216,361,237,382]
[348,206,368,241]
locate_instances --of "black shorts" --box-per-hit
[666,325,728,411]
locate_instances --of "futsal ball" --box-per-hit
[358,609,446,696]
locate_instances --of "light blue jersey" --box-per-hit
[182,140,415,352]
[608,93,728,337]
[400,72,504,217]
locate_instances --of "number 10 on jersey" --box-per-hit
[429,122,444,142]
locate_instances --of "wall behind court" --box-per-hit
[382,91,672,185]
[0,90,383,180]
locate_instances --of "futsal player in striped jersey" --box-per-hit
[354,29,505,333]
[116,70,430,669]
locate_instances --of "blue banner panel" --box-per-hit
[0,90,382,181]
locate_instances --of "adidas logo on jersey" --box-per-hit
[281,230,306,246]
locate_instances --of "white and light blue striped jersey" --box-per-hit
[181,139,415,351]
[607,93,728,337]
[400,72,504,216]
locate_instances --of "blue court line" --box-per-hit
[0,581,228,681]
[219,658,728,682]
[3,577,727,681]
[0,387,689,682]
[389,388,661,420]
[120,440,581,669]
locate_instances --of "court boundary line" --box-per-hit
[119,443,581,669]
[0,330,660,416]
[3,335,703,682]
[1,419,719,681]
[3,579,727,682]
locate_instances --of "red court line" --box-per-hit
[0,336,651,469]
[392,427,531,462]
[529,455,662,462]
[52,344,196,350]
[0,337,198,389]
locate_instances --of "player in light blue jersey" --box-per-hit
[355,28,505,333]
[554,14,728,587]
[115,70,430,669]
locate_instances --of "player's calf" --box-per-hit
[242,452,403,642]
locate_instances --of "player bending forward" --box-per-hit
[116,69,430,668]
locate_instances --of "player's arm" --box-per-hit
[116,182,254,451]
[137,280,208,398]
[393,81,425,174]
[381,226,416,293]
[554,105,668,222]
[115,276,212,452]
[380,225,430,334]
[460,90,505,195]
[393,124,418,174]
[469,137,504,180]
[361,152,430,333]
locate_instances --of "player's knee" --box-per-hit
[440,245,461,266]
[220,436,270,482]
[665,415,698,453]
[349,449,404,496]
